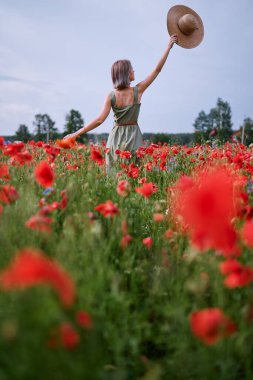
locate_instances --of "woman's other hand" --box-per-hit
[63,133,77,140]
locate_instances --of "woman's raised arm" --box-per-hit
[137,34,178,95]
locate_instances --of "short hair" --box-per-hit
[111,60,132,90]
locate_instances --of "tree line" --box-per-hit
[7,98,253,145]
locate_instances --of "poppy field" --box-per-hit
[1,136,253,380]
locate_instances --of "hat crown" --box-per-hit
[177,14,198,36]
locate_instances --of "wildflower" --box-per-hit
[190,308,237,345]
[219,259,253,288]
[120,150,131,159]
[55,138,76,149]
[25,214,53,233]
[143,237,153,250]
[138,177,147,184]
[59,190,68,209]
[47,322,81,350]
[75,310,93,329]
[120,234,133,250]
[0,164,11,181]
[34,161,55,188]
[44,145,61,158]
[3,142,25,156]
[116,180,131,197]
[10,150,33,166]
[0,248,75,307]
[144,162,152,171]
[135,182,157,198]
[123,163,139,178]
[153,213,165,222]
[164,229,174,239]
[241,220,253,247]
[95,200,119,218]
[171,166,241,256]
[60,322,80,349]
[0,185,19,204]
[90,147,104,166]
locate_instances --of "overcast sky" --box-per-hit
[1,0,252,136]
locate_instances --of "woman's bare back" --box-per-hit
[114,87,141,108]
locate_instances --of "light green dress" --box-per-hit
[106,86,143,171]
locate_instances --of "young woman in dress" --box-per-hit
[64,34,178,171]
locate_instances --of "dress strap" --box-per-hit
[133,86,138,104]
[110,91,116,107]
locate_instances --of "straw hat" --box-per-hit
[167,5,204,49]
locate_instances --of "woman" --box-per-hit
[64,34,178,171]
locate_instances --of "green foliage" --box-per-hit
[33,114,59,142]
[14,124,32,142]
[194,98,233,144]
[240,117,253,145]
[151,133,172,144]
[64,109,84,134]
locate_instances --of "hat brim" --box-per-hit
[167,5,204,49]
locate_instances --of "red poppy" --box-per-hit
[0,248,75,307]
[25,214,53,233]
[75,310,93,329]
[241,220,253,247]
[172,166,241,256]
[95,200,119,218]
[144,162,153,171]
[116,180,131,197]
[190,308,237,345]
[120,150,131,159]
[135,182,157,198]
[44,145,61,157]
[55,138,76,149]
[34,161,55,188]
[59,190,68,209]
[10,150,33,166]
[90,147,105,166]
[164,229,174,239]
[219,259,253,288]
[120,234,133,250]
[0,164,11,181]
[0,185,19,204]
[143,237,153,250]
[47,323,80,349]
[3,142,25,156]
[122,163,139,178]
[153,213,165,222]
[59,322,80,349]
[138,177,147,184]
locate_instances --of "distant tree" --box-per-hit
[193,111,213,143]
[193,98,233,143]
[210,98,233,143]
[33,114,58,142]
[14,124,32,142]
[240,117,253,145]
[64,109,87,142]
[64,110,84,134]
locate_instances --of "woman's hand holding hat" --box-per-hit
[169,34,178,49]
